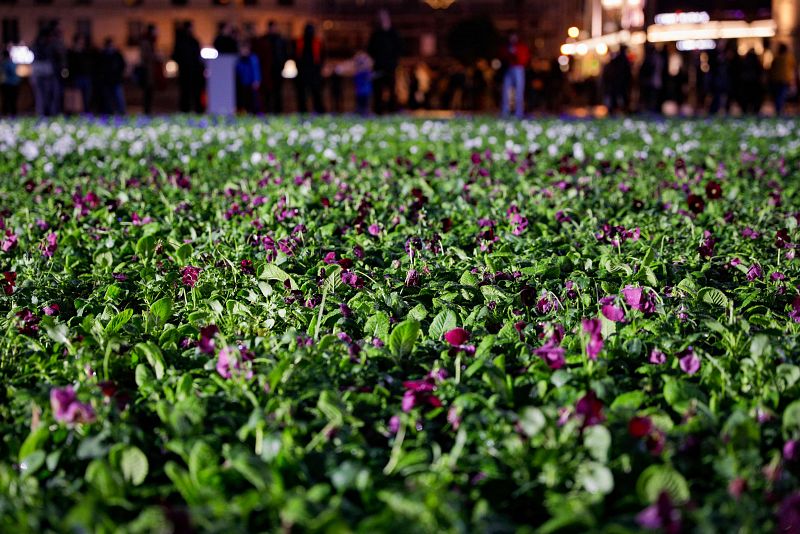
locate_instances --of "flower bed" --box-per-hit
[0,117,799,531]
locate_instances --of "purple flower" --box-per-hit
[368,224,381,236]
[622,285,656,315]
[401,375,442,412]
[784,439,799,462]
[790,296,800,323]
[444,328,470,346]
[1,230,18,252]
[678,347,700,375]
[216,345,254,380]
[405,269,420,287]
[341,270,364,289]
[181,266,201,287]
[199,325,219,354]
[582,318,603,360]
[601,303,625,322]
[534,339,565,369]
[40,232,57,258]
[746,263,762,281]
[649,349,666,365]
[575,390,604,427]
[388,415,400,434]
[636,492,681,533]
[50,385,96,424]
[778,492,800,534]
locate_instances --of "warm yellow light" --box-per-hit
[164,60,178,78]
[568,26,580,39]
[596,43,609,55]
[560,43,576,55]
[576,43,589,56]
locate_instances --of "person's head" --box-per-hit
[146,24,157,40]
[103,37,114,49]
[240,42,251,56]
[2,50,10,60]
[268,20,278,33]
[509,33,518,45]
[779,43,789,55]
[183,21,193,34]
[378,9,391,31]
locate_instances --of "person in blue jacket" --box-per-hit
[236,42,261,113]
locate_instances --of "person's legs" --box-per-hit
[115,84,126,115]
[296,77,308,113]
[373,76,385,115]
[774,82,789,116]
[179,75,190,113]
[501,71,512,116]
[273,75,284,113]
[513,66,525,118]
[311,73,324,114]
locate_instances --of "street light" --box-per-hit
[568,26,580,38]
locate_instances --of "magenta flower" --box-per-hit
[40,232,57,258]
[181,265,201,287]
[636,491,681,533]
[50,385,96,424]
[534,339,565,369]
[367,224,381,236]
[341,270,364,289]
[401,373,443,412]
[746,263,762,281]
[216,345,254,380]
[622,285,656,314]
[649,349,666,365]
[784,440,799,461]
[444,328,470,346]
[582,318,603,360]
[678,347,700,375]
[1,230,18,252]
[198,325,219,354]
[42,303,60,316]
[790,296,800,323]
[778,492,800,534]
[601,303,625,322]
[575,390,605,427]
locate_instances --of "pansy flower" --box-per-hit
[678,347,700,375]
[582,318,603,360]
[1,271,16,295]
[181,266,201,287]
[50,385,96,425]
[216,345,254,380]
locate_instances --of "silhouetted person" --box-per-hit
[295,23,324,114]
[138,24,158,115]
[1,50,20,116]
[353,51,373,115]
[739,49,764,114]
[214,23,239,56]
[368,10,402,114]
[709,47,731,115]
[172,22,203,113]
[236,42,261,113]
[252,21,287,113]
[770,43,796,116]
[67,34,94,113]
[98,38,126,114]
[639,44,663,113]
[31,23,65,116]
[605,45,632,114]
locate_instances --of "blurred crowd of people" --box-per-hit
[1,15,798,118]
[605,41,797,116]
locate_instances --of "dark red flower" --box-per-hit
[181,266,201,287]
[2,271,16,295]
[776,228,792,249]
[705,180,722,199]
[687,194,705,214]
[575,390,605,427]
[628,416,653,438]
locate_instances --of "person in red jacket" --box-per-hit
[295,23,324,113]
[500,33,530,118]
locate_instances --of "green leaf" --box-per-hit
[150,298,173,325]
[135,342,165,380]
[699,287,729,308]
[43,320,70,345]
[750,334,770,360]
[636,465,690,504]
[136,235,157,259]
[260,263,297,290]
[576,461,614,495]
[583,426,611,462]
[364,312,390,341]
[783,399,800,437]
[105,309,133,334]
[518,407,546,437]
[120,446,149,486]
[388,319,420,358]
[19,426,50,462]
[610,391,646,411]
[174,243,193,265]
[429,309,457,340]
